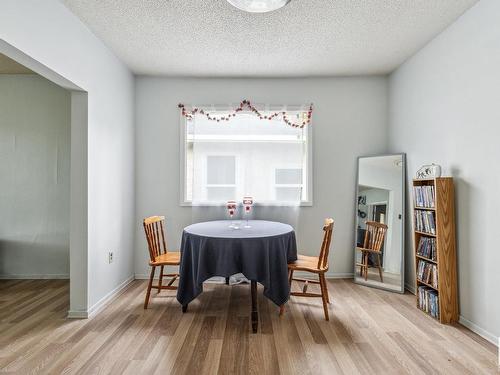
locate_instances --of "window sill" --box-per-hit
[180,200,313,207]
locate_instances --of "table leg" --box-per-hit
[182,304,188,313]
[251,281,258,333]
[225,276,230,285]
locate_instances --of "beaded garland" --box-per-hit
[178,99,313,128]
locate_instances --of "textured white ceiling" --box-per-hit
[61,0,477,77]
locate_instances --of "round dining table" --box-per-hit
[176,220,297,333]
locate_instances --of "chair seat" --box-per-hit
[356,246,382,254]
[149,251,181,266]
[288,253,328,272]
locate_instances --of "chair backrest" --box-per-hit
[363,221,388,252]
[143,216,168,262]
[318,218,334,269]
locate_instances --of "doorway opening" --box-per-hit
[0,53,71,313]
[0,41,89,317]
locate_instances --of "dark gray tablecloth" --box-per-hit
[177,220,297,307]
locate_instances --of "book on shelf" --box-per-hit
[414,210,436,234]
[413,186,435,208]
[416,237,437,261]
[418,286,439,319]
[417,259,438,288]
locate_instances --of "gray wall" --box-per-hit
[135,76,389,278]
[0,0,135,314]
[0,74,70,278]
[389,0,499,343]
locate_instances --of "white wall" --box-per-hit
[389,0,500,343]
[135,77,388,278]
[0,0,135,315]
[0,74,70,278]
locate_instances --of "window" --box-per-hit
[274,168,303,201]
[181,105,312,205]
[205,155,236,201]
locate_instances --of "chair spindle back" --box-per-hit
[363,221,388,253]
[143,216,168,262]
[318,218,334,269]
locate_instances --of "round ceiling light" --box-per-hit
[226,0,291,13]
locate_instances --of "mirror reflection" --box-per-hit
[354,154,405,292]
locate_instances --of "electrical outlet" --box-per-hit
[108,251,114,264]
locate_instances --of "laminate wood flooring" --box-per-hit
[0,279,497,374]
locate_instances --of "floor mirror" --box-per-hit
[354,154,405,293]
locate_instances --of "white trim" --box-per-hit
[180,110,313,207]
[135,274,163,280]
[67,275,134,319]
[135,272,353,280]
[324,272,354,279]
[179,109,188,205]
[459,316,499,348]
[67,310,88,319]
[0,274,70,279]
[294,271,354,279]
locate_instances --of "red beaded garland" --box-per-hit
[178,100,313,128]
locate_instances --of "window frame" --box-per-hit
[179,107,313,207]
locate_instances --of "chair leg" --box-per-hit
[279,304,285,317]
[319,273,329,321]
[377,254,384,282]
[144,266,156,309]
[360,253,365,278]
[322,274,330,303]
[158,265,164,294]
[363,254,369,281]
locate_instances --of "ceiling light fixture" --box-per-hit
[226,0,291,13]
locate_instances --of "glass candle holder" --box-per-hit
[226,200,237,228]
[243,196,253,228]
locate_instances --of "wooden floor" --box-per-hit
[0,279,498,374]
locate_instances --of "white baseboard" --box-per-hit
[67,310,89,319]
[136,272,354,281]
[459,316,499,348]
[67,275,134,319]
[135,273,156,280]
[0,274,70,280]
[324,272,354,279]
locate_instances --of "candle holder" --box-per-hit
[243,196,253,228]
[226,200,238,229]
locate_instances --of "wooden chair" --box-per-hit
[356,221,388,282]
[143,216,180,309]
[286,218,334,321]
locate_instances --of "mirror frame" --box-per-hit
[353,153,406,293]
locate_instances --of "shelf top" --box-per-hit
[417,279,439,291]
[416,254,438,264]
[413,176,453,182]
[415,230,437,237]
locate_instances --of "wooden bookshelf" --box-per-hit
[412,177,458,323]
